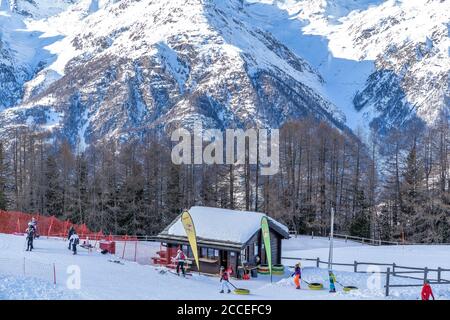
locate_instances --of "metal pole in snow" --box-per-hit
[328,207,335,271]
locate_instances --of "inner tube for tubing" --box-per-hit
[234,288,251,295]
[272,265,284,275]
[257,265,270,274]
[272,265,285,272]
[343,286,358,292]
[308,283,324,290]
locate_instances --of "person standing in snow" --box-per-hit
[219,266,232,293]
[69,231,80,255]
[174,248,186,276]
[25,223,35,251]
[29,217,38,238]
[421,280,435,300]
[292,263,301,289]
[329,270,337,293]
[67,226,75,250]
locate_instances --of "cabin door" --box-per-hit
[220,250,228,268]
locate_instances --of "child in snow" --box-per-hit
[329,270,336,293]
[421,280,435,300]
[292,263,301,289]
[25,224,35,251]
[174,249,186,276]
[219,266,232,293]
[69,231,80,255]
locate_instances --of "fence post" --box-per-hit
[385,267,391,297]
[134,236,138,262]
[424,267,428,283]
[122,235,128,259]
[354,261,358,273]
[311,232,314,239]
[437,267,441,283]
[53,263,56,286]
[392,263,396,276]
[345,235,347,243]
[316,257,320,268]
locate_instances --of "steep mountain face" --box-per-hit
[248,0,449,133]
[0,0,448,148]
[0,0,346,148]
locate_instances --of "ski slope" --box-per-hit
[1,233,450,300]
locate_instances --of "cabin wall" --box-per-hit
[259,230,282,265]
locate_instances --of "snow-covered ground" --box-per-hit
[1,233,450,300]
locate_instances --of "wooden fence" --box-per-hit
[281,256,450,296]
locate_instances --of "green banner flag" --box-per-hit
[261,216,272,282]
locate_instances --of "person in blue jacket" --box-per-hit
[329,270,337,293]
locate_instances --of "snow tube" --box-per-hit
[308,283,324,290]
[343,286,358,293]
[234,288,250,295]
[257,265,270,274]
[272,264,285,275]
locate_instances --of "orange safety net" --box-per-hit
[0,210,97,239]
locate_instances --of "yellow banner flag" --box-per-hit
[181,211,200,271]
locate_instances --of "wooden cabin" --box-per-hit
[153,206,289,276]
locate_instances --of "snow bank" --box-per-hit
[0,274,79,300]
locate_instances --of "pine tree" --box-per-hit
[44,154,63,216]
[400,139,425,241]
[0,142,7,210]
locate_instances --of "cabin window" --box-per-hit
[200,247,219,259]
[207,248,218,259]
[254,243,259,256]
[182,244,192,258]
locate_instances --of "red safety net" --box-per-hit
[0,210,97,238]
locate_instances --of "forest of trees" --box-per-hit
[0,115,448,242]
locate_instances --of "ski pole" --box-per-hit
[335,280,345,287]
[228,281,238,290]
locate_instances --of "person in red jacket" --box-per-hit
[421,280,435,300]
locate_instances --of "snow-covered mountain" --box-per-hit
[247,0,449,132]
[0,0,448,147]
[0,0,347,148]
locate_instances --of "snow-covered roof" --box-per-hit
[160,206,289,246]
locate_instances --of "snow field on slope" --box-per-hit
[2,233,450,299]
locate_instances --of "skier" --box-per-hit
[219,266,232,293]
[67,226,75,250]
[174,248,186,276]
[329,270,337,293]
[292,263,301,289]
[421,280,435,300]
[25,224,35,251]
[29,217,38,238]
[69,231,80,255]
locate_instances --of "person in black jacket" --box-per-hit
[25,224,35,251]
[67,226,75,250]
[69,231,80,255]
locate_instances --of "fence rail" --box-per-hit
[289,231,450,246]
